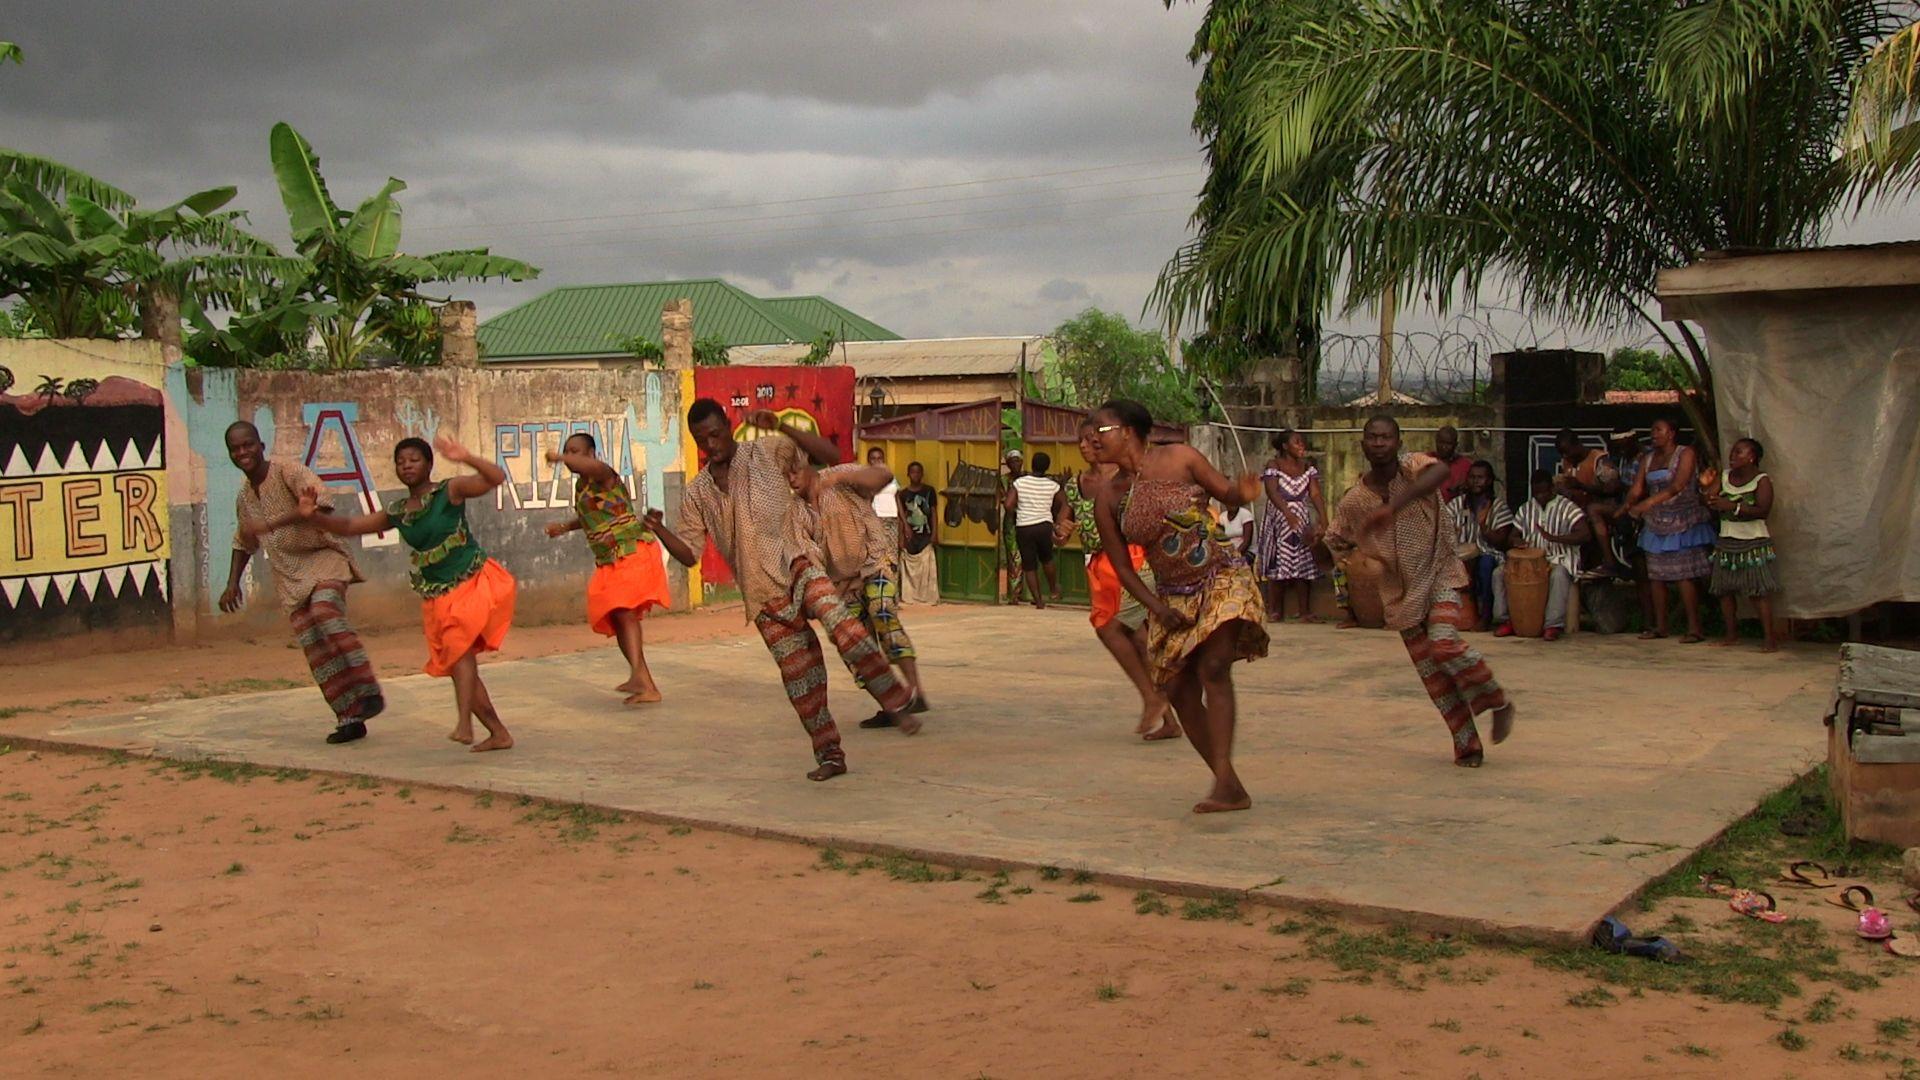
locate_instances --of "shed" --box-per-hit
[730,336,1050,414]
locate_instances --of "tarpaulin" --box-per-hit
[689,365,856,588]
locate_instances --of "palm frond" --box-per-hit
[0,148,134,209]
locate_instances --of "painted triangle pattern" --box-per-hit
[1,577,20,606]
[1,446,27,477]
[0,559,171,611]
[0,435,165,478]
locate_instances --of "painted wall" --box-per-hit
[1,343,690,643]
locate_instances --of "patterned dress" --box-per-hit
[576,474,669,635]
[1119,477,1268,688]
[1636,449,1717,582]
[1253,463,1322,581]
[390,482,516,677]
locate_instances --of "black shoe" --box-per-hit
[859,711,898,729]
[326,721,368,745]
[358,695,386,722]
[909,696,931,714]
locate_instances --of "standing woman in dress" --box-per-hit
[1251,429,1327,622]
[546,432,673,704]
[1706,437,1780,652]
[1090,400,1269,814]
[1623,417,1717,642]
[297,436,517,751]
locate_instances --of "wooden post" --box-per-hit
[1375,285,1397,404]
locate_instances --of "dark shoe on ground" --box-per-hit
[1544,627,1563,642]
[1494,623,1517,638]
[325,721,368,745]
[859,711,898,729]
[909,695,930,714]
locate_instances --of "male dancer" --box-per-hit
[649,401,916,780]
[220,421,385,743]
[1325,416,1514,767]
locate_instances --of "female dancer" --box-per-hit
[1706,437,1779,652]
[1251,429,1326,622]
[1056,417,1177,740]
[545,433,671,704]
[298,436,516,751]
[1622,417,1716,642]
[1090,400,1268,813]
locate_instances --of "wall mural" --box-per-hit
[492,371,679,516]
[170,366,275,614]
[302,401,395,548]
[0,368,171,634]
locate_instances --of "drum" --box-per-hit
[1505,547,1550,638]
[1344,553,1389,629]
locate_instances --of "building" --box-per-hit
[729,335,1052,417]
[476,278,899,368]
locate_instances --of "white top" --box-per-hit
[872,480,900,519]
[1719,473,1769,541]
[1221,506,1255,542]
[1011,474,1061,527]
[1513,494,1586,576]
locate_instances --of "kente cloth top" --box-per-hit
[1719,472,1771,541]
[234,459,362,614]
[387,482,486,598]
[574,474,655,567]
[782,464,893,587]
[1118,477,1242,594]
[1063,473,1102,550]
[1513,494,1587,576]
[1325,452,1466,631]
[675,433,803,617]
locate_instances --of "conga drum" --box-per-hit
[1344,553,1389,629]
[1505,547,1550,638]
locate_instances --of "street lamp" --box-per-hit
[867,384,886,421]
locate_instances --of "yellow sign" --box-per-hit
[0,469,170,575]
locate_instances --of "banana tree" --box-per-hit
[268,122,538,369]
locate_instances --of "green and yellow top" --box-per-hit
[388,483,486,597]
[575,475,655,567]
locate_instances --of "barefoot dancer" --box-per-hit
[222,421,385,745]
[545,433,671,704]
[1325,417,1515,768]
[1089,400,1268,813]
[1706,437,1780,653]
[783,456,929,724]
[1057,418,1177,740]
[650,401,917,781]
[296,437,516,752]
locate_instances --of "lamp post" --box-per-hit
[866,384,886,422]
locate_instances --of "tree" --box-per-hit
[798,330,838,366]
[692,334,730,367]
[1047,308,1204,423]
[1605,347,1692,392]
[1850,19,1920,192]
[265,122,538,369]
[1155,0,1917,450]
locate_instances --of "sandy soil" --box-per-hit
[3,745,1918,1078]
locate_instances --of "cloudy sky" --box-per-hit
[4,1,1916,354]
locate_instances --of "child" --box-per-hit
[298,436,516,751]
[1706,436,1779,652]
[545,433,672,704]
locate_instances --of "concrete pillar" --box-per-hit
[437,301,479,368]
[662,298,693,370]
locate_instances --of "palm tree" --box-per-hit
[266,122,538,369]
[32,374,62,403]
[1156,0,1918,448]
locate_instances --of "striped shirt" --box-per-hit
[1011,474,1060,527]
[1512,494,1586,576]
[1446,493,1514,562]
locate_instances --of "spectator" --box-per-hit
[1252,429,1326,623]
[1435,425,1473,501]
[896,461,939,605]
[1551,428,1621,576]
[867,446,900,555]
[1446,460,1513,631]
[1004,450,1065,608]
[1705,437,1779,652]
[1623,417,1716,642]
[1495,470,1590,641]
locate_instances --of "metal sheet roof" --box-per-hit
[477,279,893,360]
[729,336,1046,379]
[762,296,901,342]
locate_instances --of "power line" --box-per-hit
[407,155,1200,234]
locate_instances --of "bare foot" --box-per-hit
[1193,793,1252,814]
[807,760,848,781]
[470,732,514,753]
[623,689,663,705]
[1143,718,1183,742]
[1491,703,1515,745]
[615,679,643,693]
[1135,696,1172,735]
[1455,753,1484,768]
[1335,618,1359,630]
[1299,614,1325,624]
[448,726,475,745]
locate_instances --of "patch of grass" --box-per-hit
[1430,1018,1462,1033]
[224,862,244,875]
[1067,892,1101,904]
[298,1003,343,1022]
[1338,1013,1374,1025]
[691,980,715,991]
[1252,1027,1270,1039]
[85,999,133,1012]
[1837,1043,1866,1063]
[1776,1026,1809,1052]
[1038,866,1062,881]
[1308,927,1466,975]
[0,707,26,719]
[1566,986,1618,1008]
[1804,991,1840,1024]
[1095,983,1122,1002]
[445,824,488,844]
[1133,891,1170,916]
[1535,913,1876,1008]
[1674,1044,1714,1058]
[667,825,692,837]
[517,801,625,843]
[1179,896,1240,922]
[1070,870,1094,885]
[1877,1016,1915,1043]
[474,791,494,809]
[1260,978,1311,997]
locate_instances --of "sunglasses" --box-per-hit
[1091,423,1124,435]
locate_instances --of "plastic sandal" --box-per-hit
[1699,869,1737,896]
[1729,889,1789,923]
[1887,934,1920,958]
[1858,908,1892,940]
[1591,917,1684,963]
[1780,861,1835,888]
[1826,885,1875,911]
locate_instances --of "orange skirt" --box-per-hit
[587,544,670,636]
[1087,545,1147,628]
[421,558,516,677]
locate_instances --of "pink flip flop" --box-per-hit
[1858,908,1892,941]
[1730,889,1789,924]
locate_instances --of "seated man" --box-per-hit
[1551,428,1620,576]
[1445,460,1513,631]
[1495,470,1592,641]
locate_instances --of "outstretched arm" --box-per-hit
[648,497,704,568]
[1177,444,1260,508]
[746,409,840,465]
[438,436,508,503]
[295,487,391,537]
[544,447,618,485]
[820,464,893,499]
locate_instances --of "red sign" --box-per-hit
[690,365,857,589]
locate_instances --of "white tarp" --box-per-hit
[1698,288,1920,618]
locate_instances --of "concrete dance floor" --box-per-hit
[29,605,1834,942]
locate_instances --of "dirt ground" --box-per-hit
[3,742,1918,1078]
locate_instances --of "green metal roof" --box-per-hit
[762,296,901,342]
[477,279,895,361]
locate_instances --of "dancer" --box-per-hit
[1706,437,1779,652]
[296,436,516,752]
[1623,417,1716,642]
[1057,417,1177,740]
[1325,416,1514,768]
[783,455,929,723]
[1089,400,1267,813]
[1251,429,1326,622]
[222,421,384,744]
[649,401,916,781]
[544,433,671,704]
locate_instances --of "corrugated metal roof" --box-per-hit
[477,279,888,360]
[762,296,901,342]
[729,336,1045,379]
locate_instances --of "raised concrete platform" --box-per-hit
[21,606,1833,942]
